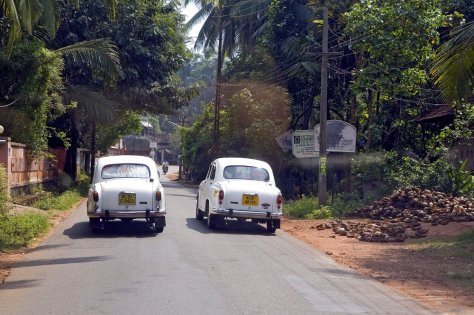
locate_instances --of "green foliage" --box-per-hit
[329,192,370,218]
[345,0,442,71]
[0,163,9,216]
[352,151,474,198]
[0,212,50,249]
[0,41,66,157]
[55,0,192,113]
[180,105,215,181]
[221,85,290,166]
[427,102,474,157]
[181,82,291,182]
[31,190,82,212]
[344,0,444,152]
[457,228,474,243]
[96,110,142,153]
[284,195,332,219]
[76,172,91,196]
[448,160,474,196]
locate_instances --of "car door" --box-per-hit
[199,163,214,210]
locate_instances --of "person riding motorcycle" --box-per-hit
[162,161,169,175]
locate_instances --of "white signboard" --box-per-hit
[149,141,157,149]
[314,120,356,153]
[275,129,293,153]
[292,130,319,158]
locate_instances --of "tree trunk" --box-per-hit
[64,112,78,181]
[302,84,318,129]
[365,89,373,150]
[90,122,97,180]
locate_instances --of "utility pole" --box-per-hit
[178,114,186,180]
[213,12,223,159]
[318,3,328,206]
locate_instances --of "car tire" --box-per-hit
[155,225,164,233]
[195,197,204,221]
[207,213,217,229]
[266,220,276,233]
[89,218,100,233]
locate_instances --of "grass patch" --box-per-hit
[409,228,474,292]
[0,186,86,251]
[31,189,82,213]
[284,195,332,219]
[0,212,50,249]
[284,192,375,219]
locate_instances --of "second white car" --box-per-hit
[196,157,283,233]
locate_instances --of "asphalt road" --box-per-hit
[0,167,433,314]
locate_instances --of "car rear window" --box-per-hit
[223,166,270,182]
[101,163,151,179]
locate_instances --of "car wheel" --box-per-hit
[155,225,164,233]
[266,220,276,233]
[89,218,100,233]
[195,197,204,221]
[207,213,216,229]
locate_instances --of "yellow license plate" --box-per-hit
[242,194,259,206]
[119,193,136,205]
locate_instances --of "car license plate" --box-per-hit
[242,194,259,206]
[119,193,136,205]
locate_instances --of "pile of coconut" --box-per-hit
[316,187,474,242]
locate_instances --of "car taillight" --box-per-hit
[93,191,99,202]
[277,194,282,209]
[156,191,162,201]
[218,190,224,204]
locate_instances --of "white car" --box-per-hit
[87,155,166,233]
[196,157,283,233]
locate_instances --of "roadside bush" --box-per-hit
[0,163,8,216]
[284,195,332,219]
[352,151,474,198]
[31,189,82,211]
[329,192,372,218]
[76,172,90,196]
[0,212,49,249]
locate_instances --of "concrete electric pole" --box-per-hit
[318,4,328,206]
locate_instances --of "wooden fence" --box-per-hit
[0,137,73,196]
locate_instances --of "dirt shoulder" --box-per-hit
[282,217,474,314]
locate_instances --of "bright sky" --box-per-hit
[181,2,204,49]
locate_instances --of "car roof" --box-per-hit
[95,155,157,171]
[214,157,272,169]
[93,155,158,183]
[97,155,155,164]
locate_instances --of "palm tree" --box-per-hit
[185,0,240,156]
[1,1,122,178]
[0,0,118,56]
[432,21,474,102]
[185,0,273,155]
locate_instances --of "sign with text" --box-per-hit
[314,120,356,153]
[292,130,319,158]
[275,130,293,153]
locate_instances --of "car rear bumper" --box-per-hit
[211,208,282,219]
[88,210,166,219]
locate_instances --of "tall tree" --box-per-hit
[432,21,474,101]
[185,0,239,156]
[344,0,443,151]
